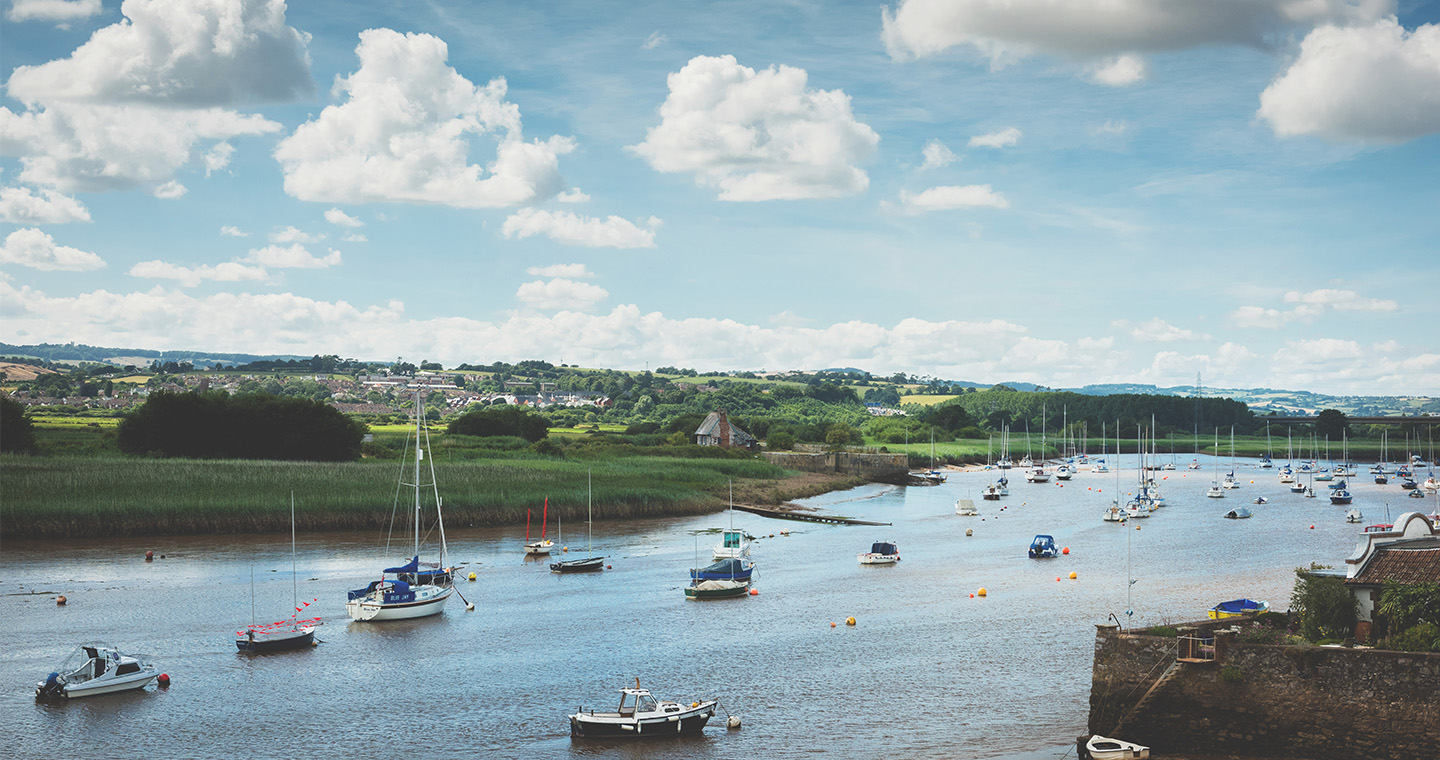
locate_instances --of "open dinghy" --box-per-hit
[1085,734,1150,759]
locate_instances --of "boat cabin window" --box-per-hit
[723,532,741,548]
[116,661,140,676]
[636,695,658,713]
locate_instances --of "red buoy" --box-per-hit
[145,550,154,561]
[157,673,171,687]
[1062,547,1070,555]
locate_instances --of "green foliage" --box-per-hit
[1377,582,1440,632]
[117,390,363,461]
[1,395,38,454]
[1219,666,1244,683]
[1138,625,1178,637]
[1378,622,1440,653]
[1314,409,1349,441]
[1237,622,1286,645]
[448,405,551,442]
[766,431,795,451]
[1290,564,1358,641]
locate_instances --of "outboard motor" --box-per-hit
[37,672,62,699]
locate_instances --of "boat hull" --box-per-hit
[236,627,315,653]
[551,557,605,573]
[570,702,717,738]
[685,581,750,599]
[346,585,452,621]
[41,670,157,700]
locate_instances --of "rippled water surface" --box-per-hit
[4,455,1429,759]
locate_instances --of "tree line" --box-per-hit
[117,391,363,461]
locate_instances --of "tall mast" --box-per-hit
[414,387,422,557]
[291,491,297,626]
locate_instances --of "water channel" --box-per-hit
[4,453,1428,759]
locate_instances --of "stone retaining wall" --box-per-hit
[1089,622,1440,759]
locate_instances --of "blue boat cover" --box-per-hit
[870,542,898,555]
[384,555,420,573]
[1214,598,1265,613]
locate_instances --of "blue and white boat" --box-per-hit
[1208,598,1268,619]
[1028,534,1060,559]
[1329,489,1353,505]
[346,388,455,622]
[689,557,754,582]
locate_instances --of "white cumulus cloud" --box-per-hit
[920,139,959,169]
[270,226,322,244]
[220,225,248,237]
[968,127,1022,148]
[153,180,188,199]
[6,0,312,107]
[527,263,594,278]
[203,142,236,175]
[0,227,105,271]
[7,0,102,24]
[1088,54,1148,86]
[556,188,590,203]
[1283,288,1396,312]
[324,208,364,227]
[502,209,659,248]
[243,244,341,269]
[1259,17,1440,142]
[1130,317,1207,342]
[628,54,879,201]
[0,186,91,224]
[128,260,269,287]
[899,185,1009,214]
[515,278,610,311]
[642,31,667,50]
[275,28,573,208]
[342,233,367,243]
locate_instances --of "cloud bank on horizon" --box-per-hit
[2,0,1437,395]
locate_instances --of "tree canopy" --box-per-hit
[117,391,364,461]
[447,405,551,442]
[1,395,38,454]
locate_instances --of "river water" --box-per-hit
[3,454,1428,759]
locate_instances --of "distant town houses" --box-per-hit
[864,403,907,417]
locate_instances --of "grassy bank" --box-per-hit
[0,454,862,539]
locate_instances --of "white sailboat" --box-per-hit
[1222,427,1240,489]
[1207,428,1225,498]
[346,387,455,622]
[525,498,554,555]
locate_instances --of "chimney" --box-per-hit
[718,409,731,449]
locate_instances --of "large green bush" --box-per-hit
[1290,564,1357,642]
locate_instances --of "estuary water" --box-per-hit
[3,454,1427,759]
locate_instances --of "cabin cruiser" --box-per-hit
[36,645,157,700]
[858,541,900,565]
[712,529,750,560]
[570,680,719,738]
[1028,534,1060,558]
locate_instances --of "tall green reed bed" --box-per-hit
[1,454,788,538]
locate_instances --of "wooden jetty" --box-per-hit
[731,503,890,526]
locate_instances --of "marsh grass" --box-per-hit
[1,454,790,538]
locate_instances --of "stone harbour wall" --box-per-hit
[1090,623,1440,759]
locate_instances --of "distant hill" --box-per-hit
[0,342,303,369]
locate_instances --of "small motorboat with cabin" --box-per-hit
[1086,735,1150,760]
[858,541,900,565]
[1208,598,1269,619]
[712,529,750,560]
[1345,508,1363,523]
[981,482,1003,501]
[1223,508,1252,519]
[36,645,158,700]
[569,680,719,738]
[1206,483,1225,498]
[1028,534,1060,559]
[955,497,979,516]
[1103,503,1126,522]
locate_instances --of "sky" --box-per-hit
[1,0,1438,395]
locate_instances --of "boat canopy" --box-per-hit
[384,555,420,574]
[699,558,749,575]
[1213,598,1266,613]
[870,542,898,555]
[1030,535,1055,549]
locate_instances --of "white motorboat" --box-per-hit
[1024,466,1050,483]
[36,645,157,700]
[712,529,750,560]
[1345,508,1363,523]
[1086,735,1150,759]
[1207,484,1225,498]
[1103,504,1126,522]
[981,482,1002,501]
[955,498,978,516]
[858,541,900,564]
[569,680,718,737]
[1054,463,1074,480]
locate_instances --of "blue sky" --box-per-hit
[2,0,1437,394]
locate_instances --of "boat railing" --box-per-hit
[1177,635,1216,663]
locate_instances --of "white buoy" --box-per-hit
[726,715,741,729]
